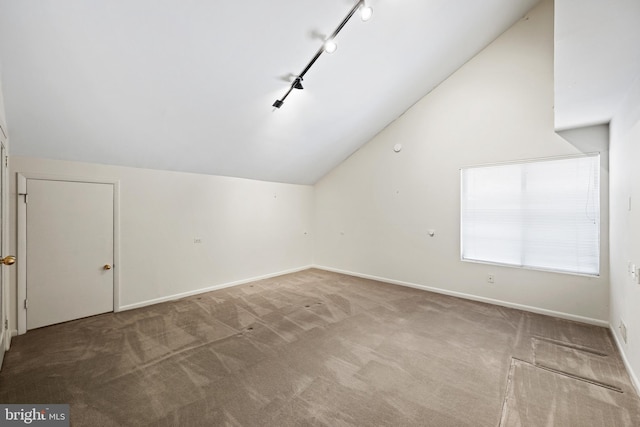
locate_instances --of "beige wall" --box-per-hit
[609,73,640,390]
[313,0,610,324]
[8,157,314,332]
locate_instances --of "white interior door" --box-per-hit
[26,179,114,330]
[0,141,9,367]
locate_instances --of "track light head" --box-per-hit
[324,40,338,54]
[293,77,304,90]
[360,5,373,21]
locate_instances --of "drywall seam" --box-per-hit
[314,265,609,328]
[610,326,640,397]
[118,265,313,311]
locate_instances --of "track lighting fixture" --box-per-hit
[272,0,373,109]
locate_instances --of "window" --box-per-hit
[460,154,600,276]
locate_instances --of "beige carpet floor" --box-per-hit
[0,269,638,426]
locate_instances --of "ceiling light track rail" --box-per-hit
[272,0,372,109]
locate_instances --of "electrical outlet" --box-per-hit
[487,274,495,284]
[194,238,202,244]
[620,321,628,344]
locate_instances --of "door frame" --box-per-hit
[17,173,121,335]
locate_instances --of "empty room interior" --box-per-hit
[0,0,639,425]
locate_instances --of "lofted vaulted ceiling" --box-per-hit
[0,0,539,184]
[554,0,640,131]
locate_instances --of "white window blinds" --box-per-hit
[461,154,600,276]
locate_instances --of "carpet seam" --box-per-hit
[513,357,624,393]
[531,335,609,357]
[497,358,517,427]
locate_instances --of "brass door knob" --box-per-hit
[103,264,112,270]
[1,255,16,266]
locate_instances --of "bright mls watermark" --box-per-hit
[0,405,69,426]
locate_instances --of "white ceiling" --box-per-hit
[554,0,640,131]
[0,0,539,184]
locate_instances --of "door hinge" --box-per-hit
[24,299,28,309]
[19,193,27,204]
[4,319,7,329]
[4,156,7,167]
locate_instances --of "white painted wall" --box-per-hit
[609,73,640,391]
[1,0,623,348]
[8,156,314,332]
[314,0,610,324]
[0,78,7,137]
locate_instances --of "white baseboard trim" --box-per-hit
[313,265,609,328]
[610,326,640,396]
[119,265,313,312]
